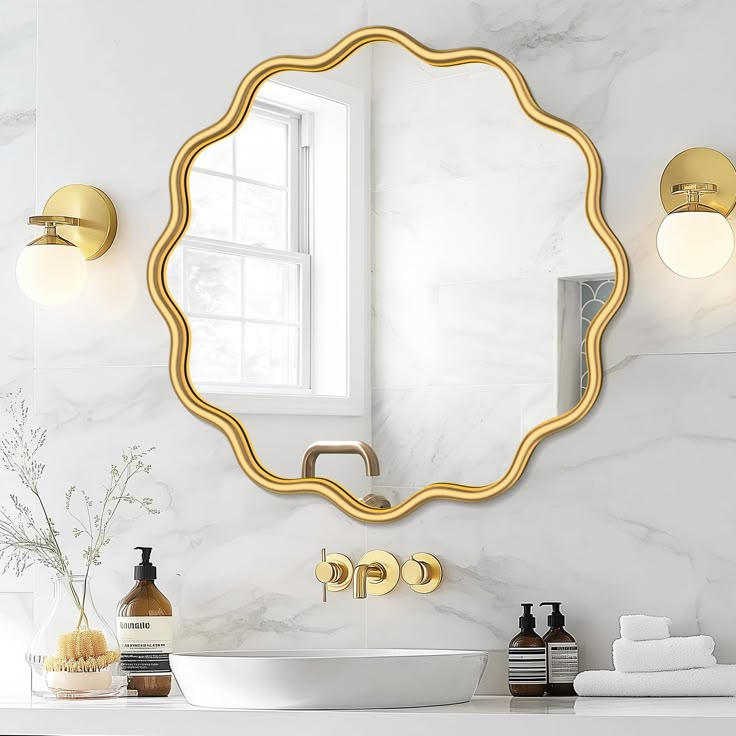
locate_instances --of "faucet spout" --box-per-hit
[353,562,385,599]
[301,441,380,478]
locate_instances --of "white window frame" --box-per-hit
[186,76,367,417]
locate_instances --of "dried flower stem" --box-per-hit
[0,392,158,630]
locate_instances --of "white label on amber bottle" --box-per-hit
[547,641,578,683]
[117,616,173,675]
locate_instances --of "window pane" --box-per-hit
[243,323,299,385]
[166,247,184,306]
[243,258,299,322]
[235,182,287,250]
[195,136,233,175]
[185,248,241,316]
[189,172,233,241]
[236,114,288,187]
[189,318,241,383]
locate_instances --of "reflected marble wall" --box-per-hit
[370,45,612,497]
[1,0,736,697]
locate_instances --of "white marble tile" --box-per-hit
[0,0,35,391]
[0,593,32,698]
[372,385,520,489]
[372,182,522,289]
[372,60,561,191]
[0,0,36,595]
[436,278,556,386]
[371,276,436,390]
[520,383,556,437]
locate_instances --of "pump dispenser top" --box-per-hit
[134,546,157,581]
[519,603,536,629]
[540,601,565,627]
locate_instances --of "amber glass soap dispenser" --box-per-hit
[508,603,547,696]
[117,547,173,697]
[540,602,578,696]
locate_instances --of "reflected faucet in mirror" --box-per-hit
[302,440,381,478]
[301,441,390,509]
[301,440,380,478]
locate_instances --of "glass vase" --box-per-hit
[26,574,124,698]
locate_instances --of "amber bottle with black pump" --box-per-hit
[508,604,547,696]
[540,602,578,696]
[117,547,173,697]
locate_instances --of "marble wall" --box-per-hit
[2,0,736,696]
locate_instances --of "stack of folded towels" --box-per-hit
[575,614,736,697]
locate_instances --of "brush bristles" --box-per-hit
[43,629,120,672]
[57,629,109,659]
[44,650,120,673]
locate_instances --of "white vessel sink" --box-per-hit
[170,648,488,709]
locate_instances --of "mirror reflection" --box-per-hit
[167,43,615,506]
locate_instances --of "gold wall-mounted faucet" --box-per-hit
[314,550,442,601]
[353,551,400,599]
[301,441,380,478]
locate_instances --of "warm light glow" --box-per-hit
[656,210,734,278]
[16,244,88,305]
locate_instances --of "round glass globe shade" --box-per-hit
[16,244,88,305]
[656,210,734,278]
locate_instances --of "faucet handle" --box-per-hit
[402,553,443,593]
[315,549,353,602]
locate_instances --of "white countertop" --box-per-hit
[3,696,736,736]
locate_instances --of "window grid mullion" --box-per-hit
[231,134,238,248]
[240,254,247,385]
[192,166,289,193]
[186,308,301,328]
[183,236,309,264]
[182,247,189,314]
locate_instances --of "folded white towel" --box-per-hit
[619,614,671,641]
[574,665,736,697]
[613,635,716,672]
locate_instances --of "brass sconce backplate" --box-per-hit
[42,184,118,260]
[660,148,736,215]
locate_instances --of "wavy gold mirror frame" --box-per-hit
[148,26,629,523]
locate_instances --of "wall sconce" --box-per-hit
[16,184,117,305]
[657,148,736,278]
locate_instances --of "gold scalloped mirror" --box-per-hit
[149,27,628,522]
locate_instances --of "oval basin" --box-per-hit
[170,648,488,709]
